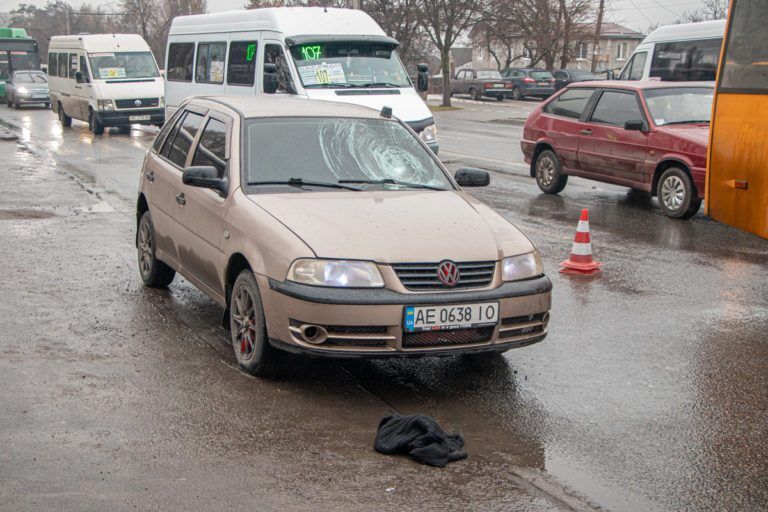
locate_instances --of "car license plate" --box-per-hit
[538,82,549,86]
[129,115,151,121]
[404,302,499,332]
[492,83,504,88]
[34,94,48,99]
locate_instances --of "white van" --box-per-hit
[48,34,165,135]
[618,20,725,81]
[165,7,437,152]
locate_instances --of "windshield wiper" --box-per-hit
[338,178,446,191]
[304,82,360,88]
[360,82,402,88]
[664,120,710,125]
[247,178,361,191]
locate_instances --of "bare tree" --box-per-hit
[244,0,351,7]
[417,0,480,106]
[682,0,729,22]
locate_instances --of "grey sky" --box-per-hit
[0,0,716,34]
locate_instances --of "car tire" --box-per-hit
[44,102,50,109]
[6,96,12,107]
[470,87,482,101]
[12,99,19,109]
[230,270,273,376]
[535,149,568,194]
[58,103,72,128]
[137,211,176,288]
[496,95,504,102]
[656,167,701,219]
[89,111,104,135]
[511,87,522,101]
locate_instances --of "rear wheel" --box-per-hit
[511,87,522,101]
[137,211,175,287]
[230,270,273,376]
[657,167,701,219]
[496,95,504,102]
[44,102,50,109]
[58,103,72,127]
[535,149,568,194]
[89,110,104,135]
[470,87,482,101]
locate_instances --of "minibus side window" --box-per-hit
[48,53,57,77]
[167,43,195,82]
[57,53,68,77]
[650,39,722,81]
[68,53,78,79]
[265,44,295,94]
[228,41,257,86]
[195,42,226,84]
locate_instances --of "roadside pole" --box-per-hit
[591,0,605,73]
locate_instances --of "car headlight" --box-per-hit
[16,86,29,94]
[97,99,114,111]
[288,259,385,288]
[419,123,437,143]
[502,252,544,281]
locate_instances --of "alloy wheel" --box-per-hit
[661,175,686,211]
[138,218,153,278]
[537,156,555,187]
[232,286,257,359]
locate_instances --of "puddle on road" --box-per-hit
[0,209,56,220]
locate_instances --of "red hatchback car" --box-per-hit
[521,81,713,219]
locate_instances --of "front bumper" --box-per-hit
[15,93,50,104]
[259,275,552,358]
[95,108,165,127]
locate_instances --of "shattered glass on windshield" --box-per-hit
[245,118,451,190]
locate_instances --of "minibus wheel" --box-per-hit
[89,110,104,135]
[58,103,72,128]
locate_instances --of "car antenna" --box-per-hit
[380,106,393,119]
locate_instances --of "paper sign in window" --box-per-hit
[299,63,346,86]
[100,67,126,79]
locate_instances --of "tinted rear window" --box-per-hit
[543,88,594,119]
[531,71,553,80]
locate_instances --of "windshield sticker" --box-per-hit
[90,53,115,58]
[210,60,224,82]
[299,45,322,60]
[99,67,126,79]
[299,62,346,85]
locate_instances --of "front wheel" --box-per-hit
[230,270,273,376]
[535,149,568,194]
[89,111,104,135]
[58,104,72,128]
[657,167,701,219]
[471,88,482,101]
[137,211,176,287]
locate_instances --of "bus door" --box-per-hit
[707,0,768,239]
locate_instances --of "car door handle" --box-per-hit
[146,171,155,182]
[175,193,186,206]
[580,129,593,135]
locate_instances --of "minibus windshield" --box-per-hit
[289,42,411,88]
[88,51,159,80]
[245,118,451,191]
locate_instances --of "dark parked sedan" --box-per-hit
[500,67,555,100]
[451,68,512,101]
[552,69,602,91]
[5,70,50,109]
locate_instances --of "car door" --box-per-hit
[577,89,650,185]
[145,106,207,268]
[173,112,233,298]
[540,87,597,171]
[74,54,93,120]
[452,70,466,94]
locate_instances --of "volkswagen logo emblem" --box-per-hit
[437,260,460,286]
[134,99,142,107]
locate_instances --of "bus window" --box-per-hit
[167,43,194,82]
[650,39,722,81]
[719,1,768,91]
[620,52,648,80]
[48,53,57,76]
[57,53,68,77]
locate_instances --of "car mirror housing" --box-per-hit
[454,168,490,187]
[625,120,645,131]
[182,166,228,196]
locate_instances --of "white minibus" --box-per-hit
[48,34,165,135]
[618,20,725,81]
[165,7,437,152]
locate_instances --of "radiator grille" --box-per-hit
[402,326,494,348]
[115,98,159,109]
[392,261,495,290]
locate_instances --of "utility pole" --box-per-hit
[591,0,605,73]
[66,9,70,35]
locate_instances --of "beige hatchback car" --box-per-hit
[136,96,552,375]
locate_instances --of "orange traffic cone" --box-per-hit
[560,209,602,275]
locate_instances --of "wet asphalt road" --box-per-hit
[1,103,767,511]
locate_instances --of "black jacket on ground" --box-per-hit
[374,413,467,467]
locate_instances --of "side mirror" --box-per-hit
[264,63,279,94]
[454,168,490,187]
[624,120,645,131]
[182,166,227,196]
[416,63,429,92]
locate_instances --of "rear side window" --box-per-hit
[192,118,228,178]
[48,53,57,77]
[650,39,722,81]
[195,42,227,84]
[543,88,594,119]
[163,111,205,168]
[57,53,68,77]
[589,91,643,126]
[227,41,257,86]
[167,43,194,82]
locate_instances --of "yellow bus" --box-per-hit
[706,0,768,239]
